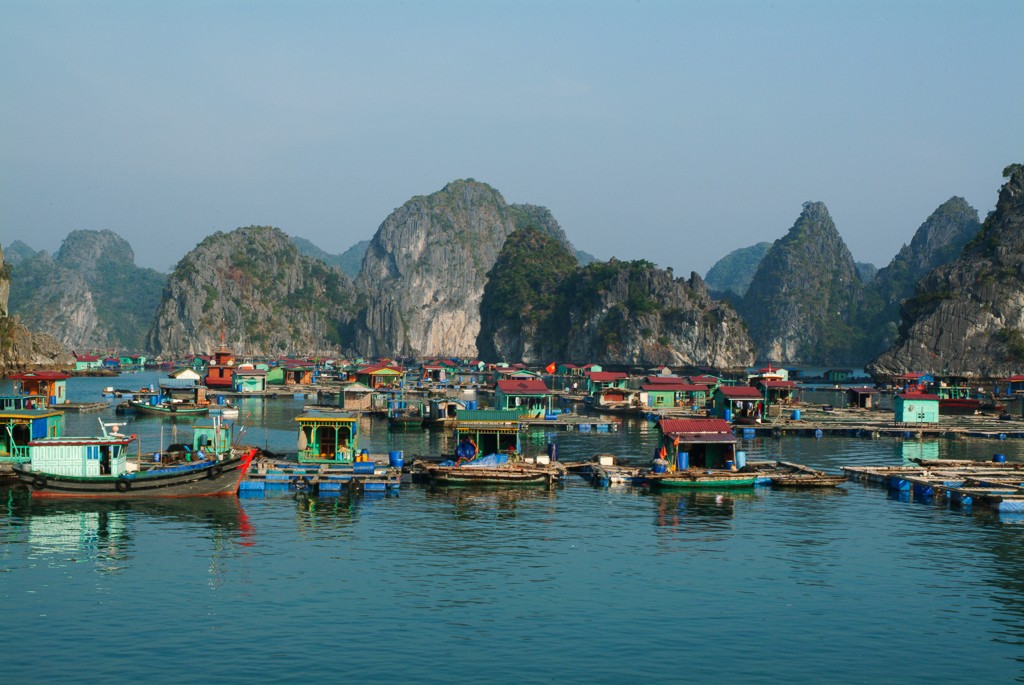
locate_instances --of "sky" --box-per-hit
[2,0,1022,276]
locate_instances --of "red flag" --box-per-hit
[545,362,556,374]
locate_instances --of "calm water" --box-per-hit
[2,373,1024,683]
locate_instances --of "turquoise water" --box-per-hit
[2,373,1024,683]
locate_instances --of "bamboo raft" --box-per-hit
[239,456,401,496]
[415,460,567,487]
[842,461,1024,513]
[744,460,847,488]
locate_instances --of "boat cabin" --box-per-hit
[295,411,359,464]
[894,392,940,424]
[0,407,64,464]
[191,419,234,458]
[656,418,738,470]
[454,409,521,457]
[205,345,237,389]
[27,431,136,477]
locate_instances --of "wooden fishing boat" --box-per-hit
[744,460,847,488]
[566,454,645,487]
[420,461,565,486]
[646,469,757,489]
[12,418,257,498]
[126,399,210,416]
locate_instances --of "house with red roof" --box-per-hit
[585,371,629,394]
[656,418,739,469]
[495,378,551,417]
[641,382,710,409]
[4,371,70,406]
[712,385,765,422]
[73,353,103,371]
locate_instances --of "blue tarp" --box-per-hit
[462,453,509,467]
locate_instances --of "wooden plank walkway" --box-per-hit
[843,461,1024,513]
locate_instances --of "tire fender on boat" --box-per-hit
[207,464,223,479]
[31,475,47,490]
[115,478,131,492]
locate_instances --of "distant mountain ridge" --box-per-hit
[8,230,166,350]
[869,165,1024,378]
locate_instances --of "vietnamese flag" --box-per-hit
[545,362,556,374]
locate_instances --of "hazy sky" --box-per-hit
[3,1,1021,275]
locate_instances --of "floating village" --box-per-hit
[3,344,1024,517]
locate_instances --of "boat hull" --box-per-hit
[425,464,561,486]
[127,400,210,417]
[647,470,756,489]
[13,449,257,498]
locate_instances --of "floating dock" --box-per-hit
[842,461,1024,513]
[239,459,401,497]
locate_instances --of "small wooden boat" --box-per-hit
[126,399,210,416]
[417,460,566,487]
[566,454,645,487]
[646,469,756,489]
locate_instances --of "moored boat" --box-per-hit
[646,469,757,489]
[126,399,210,416]
[12,419,256,498]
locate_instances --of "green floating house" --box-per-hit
[295,411,359,464]
[894,392,940,424]
[454,410,521,456]
[0,403,65,466]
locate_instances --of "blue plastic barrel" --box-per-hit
[217,395,225,405]
[724,408,732,422]
[994,453,1007,463]
[652,461,668,474]
[725,460,735,470]
[792,409,802,421]
[389,450,404,468]
[677,451,689,470]
[153,452,161,462]
[736,451,746,469]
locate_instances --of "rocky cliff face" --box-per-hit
[8,230,166,350]
[868,165,1024,378]
[559,261,755,369]
[857,197,981,358]
[476,227,580,363]
[704,242,772,297]
[147,226,358,356]
[0,244,72,372]
[739,202,863,364]
[353,179,573,357]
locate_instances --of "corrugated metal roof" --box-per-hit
[759,380,797,388]
[588,372,627,381]
[657,418,733,434]
[642,384,707,392]
[716,386,763,399]
[496,379,549,393]
[897,392,940,401]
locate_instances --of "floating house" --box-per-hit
[454,409,521,456]
[0,404,64,466]
[586,371,629,395]
[295,411,359,464]
[656,418,739,470]
[169,367,203,382]
[232,368,268,394]
[894,392,940,424]
[824,369,853,383]
[495,379,551,417]
[4,372,70,406]
[757,379,797,407]
[847,387,880,409]
[339,382,376,412]
[73,354,102,371]
[712,385,764,421]
[641,383,710,409]
[279,361,314,386]
[356,363,404,389]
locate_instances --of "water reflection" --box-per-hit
[425,485,558,521]
[0,491,254,574]
[649,489,759,529]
